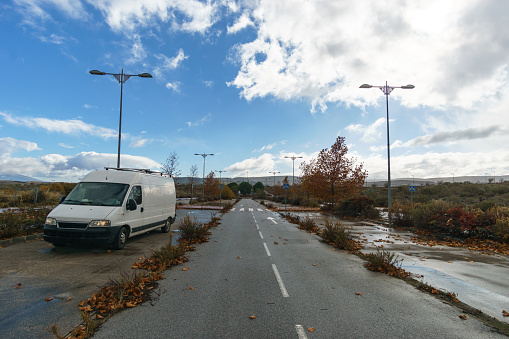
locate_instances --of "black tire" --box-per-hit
[113,226,128,250]
[52,243,66,247]
[161,218,171,233]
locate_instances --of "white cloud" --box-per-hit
[0,151,159,181]
[225,153,275,177]
[203,80,214,88]
[227,1,509,116]
[154,49,188,78]
[88,0,219,33]
[345,118,387,143]
[38,33,66,45]
[0,137,41,154]
[58,143,74,149]
[186,113,212,127]
[0,112,117,140]
[129,139,148,148]
[227,11,254,34]
[83,104,97,109]
[165,81,181,92]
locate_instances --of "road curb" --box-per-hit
[0,233,44,247]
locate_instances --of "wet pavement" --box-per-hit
[289,210,509,324]
[0,209,214,338]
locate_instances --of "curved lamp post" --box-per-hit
[284,155,303,200]
[90,69,152,168]
[360,82,414,224]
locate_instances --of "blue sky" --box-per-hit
[1,0,509,182]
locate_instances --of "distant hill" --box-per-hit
[0,173,42,182]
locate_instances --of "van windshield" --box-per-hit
[63,182,130,207]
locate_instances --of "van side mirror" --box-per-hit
[126,199,137,211]
[59,196,67,204]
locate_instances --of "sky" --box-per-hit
[1,0,509,183]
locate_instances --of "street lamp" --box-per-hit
[90,69,152,168]
[284,155,303,200]
[269,171,280,187]
[216,170,225,206]
[360,82,414,224]
[195,153,214,201]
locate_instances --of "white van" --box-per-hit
[44,168,177,250]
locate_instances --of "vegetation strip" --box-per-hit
[50,206,232,339]
[278,209,509,336]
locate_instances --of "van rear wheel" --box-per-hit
[113,226,128,250]
[161,218,171,233]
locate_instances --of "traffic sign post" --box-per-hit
[283,183,289,210]
[409,185,415,205]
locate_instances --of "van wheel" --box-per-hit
[113,226,128,250]
[161,218,171,233]
[53,243,66,247]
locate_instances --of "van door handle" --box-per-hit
[141,207,144,213]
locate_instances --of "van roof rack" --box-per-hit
[104,167,169,177]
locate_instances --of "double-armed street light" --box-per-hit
[195,153,214,201]
[360,82,415,224]
[216,170,226,206]
[269,171,280,187]
[90,69,153,168]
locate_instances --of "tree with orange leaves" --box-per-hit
[203,171,220,200]
[300,136,367,208]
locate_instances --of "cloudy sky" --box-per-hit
[1,0,508,182]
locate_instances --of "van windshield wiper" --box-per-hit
[63,199,83,204]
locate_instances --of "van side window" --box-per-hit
[128,186,142,205]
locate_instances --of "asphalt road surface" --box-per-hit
[94,199,503,338]
[0,209,212,338]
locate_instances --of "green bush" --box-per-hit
[0,207,53,239]
[177,215,208,242]
[320,218,353,250]
[335,197,380,219]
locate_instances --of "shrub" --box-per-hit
[364,247,409,277]
[335,197,380,219]
[320,218,353,250]
[0,206,53,240]
[389,202,414,228]
[177,215,208,243]
[298,217,317,232]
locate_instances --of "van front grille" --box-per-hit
[58,222,88,229]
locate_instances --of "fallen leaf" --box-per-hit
[355,292,362,296]
[96,314,104,319]
[67,297,72,301]
[308,328,316,333]
[45,295,53,302]
[283,242,287,245]
[459,315,467,320]
[237,256,242,259]
[312,264,316,266]
[189,287,194,290]
[14,283,21,289]
[274,241,279,245]
[502,310,509,317]
[249,315,256,319]
[182,267,190,271]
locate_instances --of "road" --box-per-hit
[94,199,503,338]
[0,209,213,339]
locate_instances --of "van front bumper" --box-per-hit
[43,224,122,246]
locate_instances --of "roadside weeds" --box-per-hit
[49,211,223,339]
[278,210,509,336]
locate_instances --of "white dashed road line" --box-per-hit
[272,264,289,298]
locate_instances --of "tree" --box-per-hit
[189,164,199,200]
[253,181,264,192]
[300,136,367,208]
[221,185,235,199]
[161,151,181,178]
[204,171,220,199]
[238,182,252,195]
[228,182,238,194]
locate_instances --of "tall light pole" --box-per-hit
[284,155,303,200]
[90,69,152,168]
[195,153,214,201]
[216,170,225,206]
[360,82,414,224]
[451,173,455,183]
[269,171,280,187]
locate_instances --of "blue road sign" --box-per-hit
[283,183,290,189]
[409,185,416,192]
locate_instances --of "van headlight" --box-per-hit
[89,220,111,227]
[45,217,57,226]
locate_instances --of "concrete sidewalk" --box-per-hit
[291,211,509,324]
